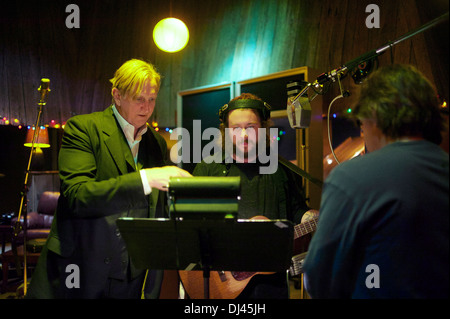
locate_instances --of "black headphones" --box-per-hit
[219,99,271,123]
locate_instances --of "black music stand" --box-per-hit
[116,217,294,299]
[167,176,241,220]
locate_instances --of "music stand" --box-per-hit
[168,176,241,219]
[116,217,294,299]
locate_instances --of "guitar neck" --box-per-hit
[293,216,318,239]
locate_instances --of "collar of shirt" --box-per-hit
[112,105,148,164]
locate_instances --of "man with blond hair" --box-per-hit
[28,59,191,299]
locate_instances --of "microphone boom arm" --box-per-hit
[296,11,449,101]
[337,12,448,84]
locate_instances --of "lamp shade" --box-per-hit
[24,126,50,148]
[153,18,189,53]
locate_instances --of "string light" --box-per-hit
[0,116,65,129]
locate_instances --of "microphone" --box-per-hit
[38,78,51,104]
[287,81,312,129]
[287,95,311,129]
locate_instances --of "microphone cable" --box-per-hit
[327,94,344,165]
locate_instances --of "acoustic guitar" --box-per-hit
[179,215,318,299]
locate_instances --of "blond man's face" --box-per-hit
[112,80,158,131]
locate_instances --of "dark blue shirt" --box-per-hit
[303,141,449,298]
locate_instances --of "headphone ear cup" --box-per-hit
[219,104,229,122]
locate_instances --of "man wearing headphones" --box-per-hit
[192,93,318,299]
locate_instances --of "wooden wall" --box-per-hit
[1,0,448,128]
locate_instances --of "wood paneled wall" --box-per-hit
[1,0,448,128]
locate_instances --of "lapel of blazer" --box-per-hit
[102,106,136,175]
[100,107,165,217]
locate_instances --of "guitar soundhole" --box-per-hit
[231,271,255,281]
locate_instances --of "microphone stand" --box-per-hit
[13,79,50,297]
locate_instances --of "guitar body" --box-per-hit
[179,270,273,299]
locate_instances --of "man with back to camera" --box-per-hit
[303,64,449,298]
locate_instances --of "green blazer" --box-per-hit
[28,106,168,298]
